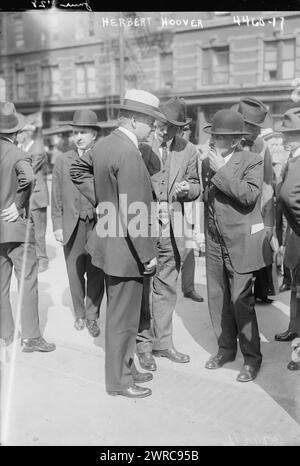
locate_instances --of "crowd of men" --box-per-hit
[0,89,300,399]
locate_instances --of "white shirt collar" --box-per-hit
[223,151,234,164]
[22,140,34,152]
[293,147,300,158]
[118,127,139,149]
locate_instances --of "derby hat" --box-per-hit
[231,97,271,128]
[0,101,25,133]
[203,109,251,136]
[275,107,300,132]
[67,109,102,131]
[159,97,192,127]
[112,89,166,122]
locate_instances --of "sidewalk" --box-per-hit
[1,208,300,446]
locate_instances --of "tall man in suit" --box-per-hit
[136,98,201,372]
[232,97,277,303]
[0,102,55,352]
[274,109,300,360]
[202,109,267,382]
[70,90,165,398]
[17,124,50,273]
[51,110,105,338]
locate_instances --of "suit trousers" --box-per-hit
[287,263,300,334]
[136,277,153,353]
[181,248,195,294]
[151,233,181,350]
[31,207,48,261]
[105,275,143,391]
[205,231,262,367]
[0,242,41,340]
[63,217,104,320]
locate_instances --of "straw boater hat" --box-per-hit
[112,89,166,122]
[275,107,300,132]
[67,109,102,131]
[231,97,271,129]
[0,101,25,133]
[203,109,250,136]
[159,97,192,127]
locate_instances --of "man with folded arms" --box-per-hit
[202,109,266,382]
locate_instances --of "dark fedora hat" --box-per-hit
[159,97,192,127]
[0,101,25,133]
[112,89,167,123]
[231,97,271,128]
[203,109,251,136]
[67,109,102,131]
[274,107,300,132]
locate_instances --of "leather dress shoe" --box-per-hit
[21,336,56,353]
[274,330,298,342]
[183,290,204,302]
[74,317,85,331]
[279,283,291,292]
[86,319,100,338]
[137,352,157,371]
[107,384,152,398]
[205,353,235,369]
[152,347,190,363]
[131,362,153,383]
[255,296,273,304]
[236,364,260,382]
[287,360,300,371]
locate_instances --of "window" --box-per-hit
[88,13,95,37]
[160,52,173,88]
[264,39,295,81]
[0,76,6,101]
[202,46,229,85]
[13,15,24,49]
[75,62,96,96]
[42,66,60,98]
[16,69,26,99]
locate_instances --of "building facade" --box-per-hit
[1,10,299,142]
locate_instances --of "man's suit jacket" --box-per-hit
[0,139,35,243]
[139,135,200,258]
[70,128,156,278]
[280,155,300,268]
[28,140,49,210]
[51,149,96,246]
[202,149,270,274]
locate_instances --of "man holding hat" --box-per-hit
[17,123,50,273]
[70,89,164,398]
[274,108,300,362]
[51,109,105,338]
[233,97,277,304]
[0,101,55,352]
[202,109,266,382]
[136,97,201,372]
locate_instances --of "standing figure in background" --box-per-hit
[17,124,49,273]
[51,110,105,337]
[233,97,277,304]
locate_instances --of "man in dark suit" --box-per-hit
[0,101,55,352]
[274,109,300,366]
[202,109,267,382]
[70,89,165,398]
[136,98,201,372]
[51,110,105,338]
[17,124,50,273]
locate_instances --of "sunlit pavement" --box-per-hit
[1,192,299,446]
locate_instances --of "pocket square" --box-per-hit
[251,223,264,234]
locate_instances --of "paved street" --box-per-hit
[1,198,300,446]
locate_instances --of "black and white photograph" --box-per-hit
[0,7,300,448]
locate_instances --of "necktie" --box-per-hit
[161,142,168,166]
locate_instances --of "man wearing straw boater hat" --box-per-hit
[51,109,105,338]
[232,97,277,304]
[0,101,55,352]
[201,109,266,382]
[136,97,201,372]
[274,108,300,368]
[70,90,166,398]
